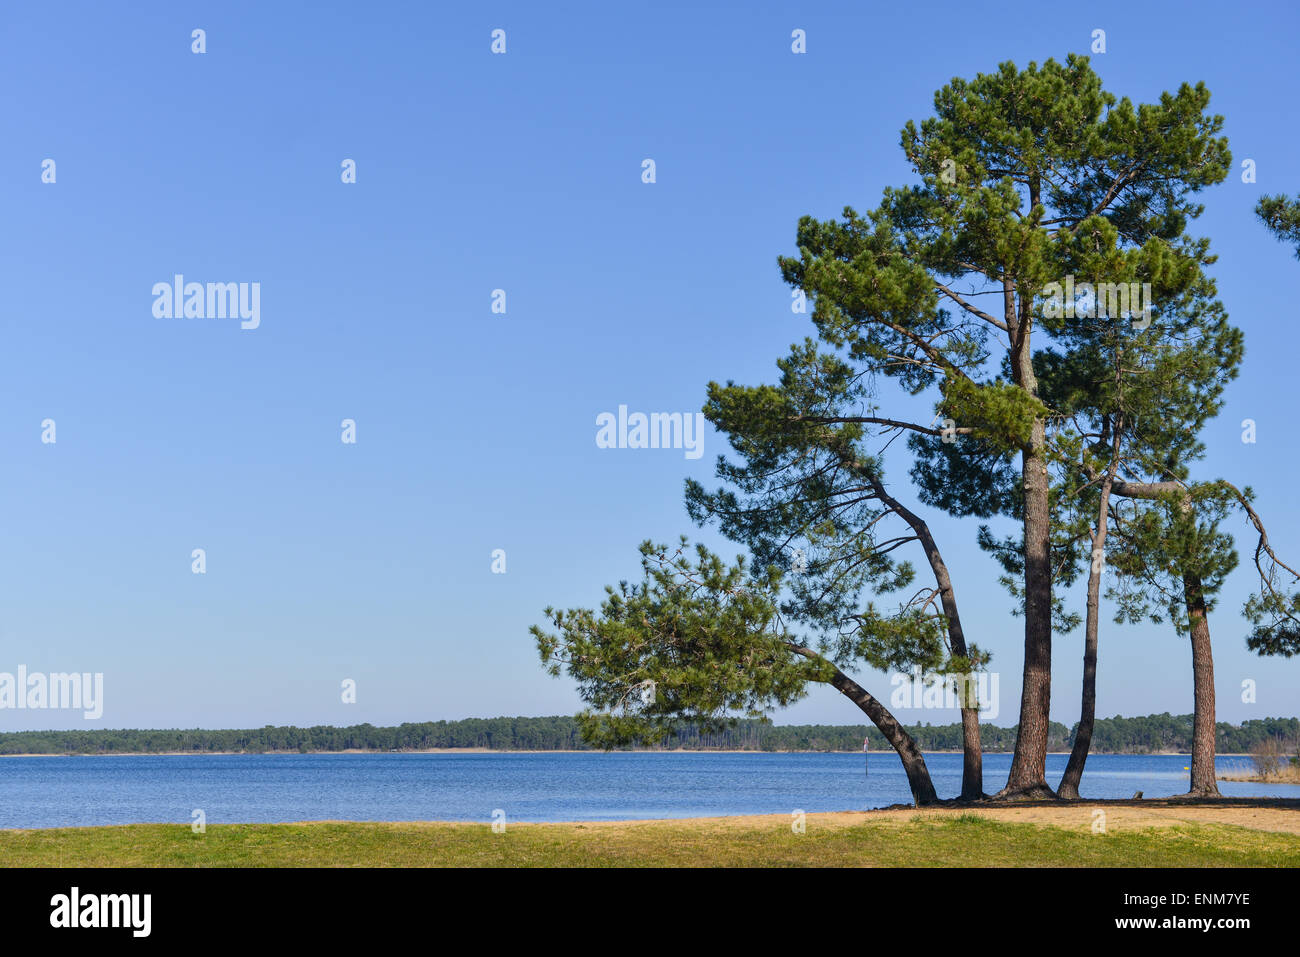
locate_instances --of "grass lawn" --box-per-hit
[3,803,1299,867]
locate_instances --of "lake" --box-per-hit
[1,751,1296,829]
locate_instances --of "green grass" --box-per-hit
[3,813,1298,867]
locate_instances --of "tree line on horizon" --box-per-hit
[532,54,1300,805]
[2,713,1296,756]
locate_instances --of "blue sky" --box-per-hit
[2,1,1299,732]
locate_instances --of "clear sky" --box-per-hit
[3,1,1299,732]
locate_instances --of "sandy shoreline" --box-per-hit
[582,802,1300,834]
[2,800,1297,835]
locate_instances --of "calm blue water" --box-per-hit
[1,752,1296,829]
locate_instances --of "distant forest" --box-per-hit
[1,713,1297,755]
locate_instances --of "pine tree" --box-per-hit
[531,539,942,804]
[686,342,989,800]
[1038,271,1242,797]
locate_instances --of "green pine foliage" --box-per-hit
[1256,194,1300,259]
[532,540,824,748]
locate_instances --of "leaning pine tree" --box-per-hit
[533,302,993,807]
[686,341,990,800]
[531,538,948,805]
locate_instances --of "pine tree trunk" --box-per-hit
[862,474,984,801]
[959,705,983,801]
[1001,419,1056,799]
[1000,274,1055,801]
[1183,571,1222,797]
[826,666,939,805]
[1059,467,1116,800]
[1058,560,1101,800]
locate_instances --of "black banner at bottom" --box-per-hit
[0,866,1284,943]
